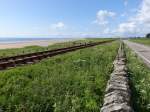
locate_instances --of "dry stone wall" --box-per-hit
[100,43,134,112]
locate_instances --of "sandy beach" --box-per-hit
[0,39,76,50]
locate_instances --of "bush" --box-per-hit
[146,33,150,38]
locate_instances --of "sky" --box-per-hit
[0,0,149,38]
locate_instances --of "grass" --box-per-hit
[0,40,119,112]
[0,38,114,58]
[126,47,150,112]
[130,38,150,46]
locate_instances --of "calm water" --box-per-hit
[0,38,73,44]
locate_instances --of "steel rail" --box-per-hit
[0,40,114,70]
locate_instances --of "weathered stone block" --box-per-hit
[100,43,133,112]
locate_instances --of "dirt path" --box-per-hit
[124,40,150,68]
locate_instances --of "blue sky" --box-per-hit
[0,0,149,38]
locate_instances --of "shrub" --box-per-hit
[146,33,150,38]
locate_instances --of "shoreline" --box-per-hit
[0,39,77,50]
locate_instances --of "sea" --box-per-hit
[0,38,74,44]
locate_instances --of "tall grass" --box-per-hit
[0,41,119,112]
[126,47,150,112]
[130,38,150,46]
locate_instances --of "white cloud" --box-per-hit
[94,10,116,26]
[124,0,128,6]
[51,22,65,29]
[103,28,110,34]
[137,0,150,24]
[117,0,150,36]
[121,12,127,17]
[118,22,139,35]
[92,10,116,36]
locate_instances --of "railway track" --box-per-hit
[0,40,114,70]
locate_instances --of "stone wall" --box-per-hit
[100,43,134,112]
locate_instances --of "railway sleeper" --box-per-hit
[0,42,100,63]
[0,40,114,70]
[0,61,15,70]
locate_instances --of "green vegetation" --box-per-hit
[126,47,150,112]
[0,38,114,58]
[130,38,150,46]
[0,40,119,112]
[146,33,150,38]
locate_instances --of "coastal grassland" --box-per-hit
[0,41,119,112]
[126,47,150,112]
[130,38,150,46]
[0,38,114,58]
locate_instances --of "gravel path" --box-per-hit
[124,40,150,68]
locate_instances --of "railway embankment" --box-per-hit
[0,40,114,71]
